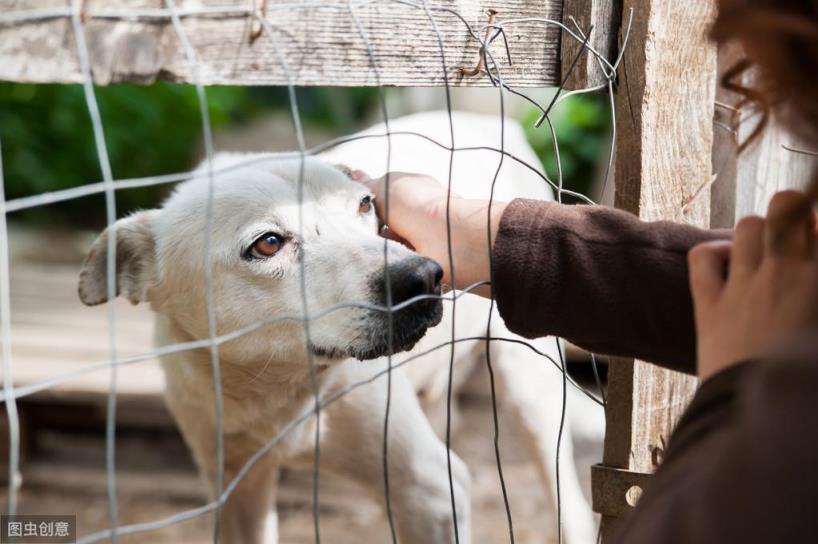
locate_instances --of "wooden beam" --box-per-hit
[733,111,817,219]
[0,0,564,87]
[597,0,718,539]
[560,0,622,89]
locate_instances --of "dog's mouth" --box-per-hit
[310,298,443,361]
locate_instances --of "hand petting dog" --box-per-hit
[363,171,507,296]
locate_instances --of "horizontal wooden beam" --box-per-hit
[0,0,567,87]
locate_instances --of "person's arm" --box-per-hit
[613,189,818,542]
[362,172,727,374]
[611,349,818,544]
[492,199,729,374]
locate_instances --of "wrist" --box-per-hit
[451,199,508,293]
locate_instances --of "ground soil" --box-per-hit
[10,392,599,544]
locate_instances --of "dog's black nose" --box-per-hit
[386,257,443,305]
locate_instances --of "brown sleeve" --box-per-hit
[492,199,729,374]
[612,343,818,543]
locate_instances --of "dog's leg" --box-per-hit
[219,442,280,544]
[166,397,280,544]
[318,361,471,544]
[489,335,598,544]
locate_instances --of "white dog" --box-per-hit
[78,111,601,543]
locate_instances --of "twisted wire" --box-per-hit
[0,4,632,543]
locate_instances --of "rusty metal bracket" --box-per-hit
[591,464,653,518]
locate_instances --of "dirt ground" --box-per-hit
[10,390,600,544]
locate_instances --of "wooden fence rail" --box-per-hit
[0,0,563,87]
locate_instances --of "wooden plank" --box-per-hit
[734,114,817,218]
[560,0,621,89]
[0,263,165,406]
[0,0,564,87]
[598,0,718,539]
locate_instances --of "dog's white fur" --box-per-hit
[79,111,601,543]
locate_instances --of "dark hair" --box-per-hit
[711,0,818,228]
[711,0,818,147]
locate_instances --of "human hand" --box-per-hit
[689,190,818,381]
[360,171,507,294]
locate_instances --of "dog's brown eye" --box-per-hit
[359,195,374,214]
[249,233,282,259]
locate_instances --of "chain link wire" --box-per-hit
[0,2,634,542]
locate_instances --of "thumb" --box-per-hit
[688,241,731,305]
[349,169,370,182]
[361,174,388,222]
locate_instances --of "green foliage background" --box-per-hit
[521,93,610,200]
[0,82,608,226]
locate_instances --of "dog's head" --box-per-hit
[78,153,443,366]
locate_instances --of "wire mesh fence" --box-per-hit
[0,1,634,542]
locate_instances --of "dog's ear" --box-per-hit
[333,163,354,178]
[78,210,158,306]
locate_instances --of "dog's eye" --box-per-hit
[359,195,374,215]
[248,233,282,259]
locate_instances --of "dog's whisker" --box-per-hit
[247,349,277,385]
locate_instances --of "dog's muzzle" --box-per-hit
[354,256,444,360]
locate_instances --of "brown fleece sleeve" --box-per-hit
[612,338,818,543]
[492,199,729,374]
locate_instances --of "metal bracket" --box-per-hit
[591,463,653,518]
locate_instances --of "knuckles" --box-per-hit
[734,215,765,237]
[767,190,806,217]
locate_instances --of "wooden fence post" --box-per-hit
[592,0,718,540]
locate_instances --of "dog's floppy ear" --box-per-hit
[78,210,158,306]
[333,163,354,178]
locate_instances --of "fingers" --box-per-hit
[379,224,415,250]
[765,190,815,259]
[362,174,413,247]
[361,172,407,202]
[730,215,764,278]
[359,173,380,193]
[349,169,369,182]
[689,241,732,305]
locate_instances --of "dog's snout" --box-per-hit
[363,255,445,359]
[388,257,443,305]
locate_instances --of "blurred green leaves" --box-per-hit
[521,92,610,200]
[0,81,606,226]
[0,82,378,226]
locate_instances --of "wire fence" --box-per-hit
[0,1,634,542]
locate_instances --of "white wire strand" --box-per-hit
[416,1,462,541]
[69,2,121,538]
[0,282,603,412]
[253,10,324,541]
[345,2,400,540]
[0,3,627,541]
[481,42,518,544]
[0,2,624,215]
[76,330,581,544]
[0,138,21,515]
[163,1,226,540]
[2,131,595,213]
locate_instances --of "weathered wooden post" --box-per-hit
[561,0,720,540]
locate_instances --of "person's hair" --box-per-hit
[711,0,818,147]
